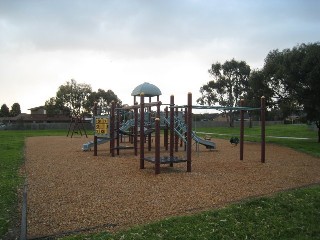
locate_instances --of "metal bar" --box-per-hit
[118,101,162,110]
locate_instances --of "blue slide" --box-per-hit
[191,131,216,149]
[82,137,110,151]
[163,117,216,149]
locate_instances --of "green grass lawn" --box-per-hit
[0,130,66,237]
[63,185,320,240]
[195,124,320,157]
[0,125,319,239]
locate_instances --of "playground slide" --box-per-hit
[191,132,216,149]
[119,119,135,132]
[82,137,110,151]
[163,117,216,149]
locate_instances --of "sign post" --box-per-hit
[95,116,110,137]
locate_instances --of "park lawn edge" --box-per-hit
[60,183,320,240]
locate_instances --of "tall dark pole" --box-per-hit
[116,108,120,155]
[170,95,174,167]
[155,118,160,174]
[148,96,152,151]
[175,107,179,152]
[140,93,145,169]
[110,101,115,157]
[261,96,266,163]
[187,92,192,172]
[134,103,138,156]
[164,107,168,151]
[93,101,98,156]
[240,99,244,160]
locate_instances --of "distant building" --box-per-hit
[0,106,70,124]
[28,106,46,115]
[214,113,229,122]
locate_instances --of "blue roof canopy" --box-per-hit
[131,82,162,97]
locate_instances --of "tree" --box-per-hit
[244,70,275,122]
[0,104,10,117]
[85,89,122,115]
[10,103,21,117]
[45,97,70,116]
[55,79,92,117]
[245,70,272,108]
[263,42,320,142]
[197,59,251,127]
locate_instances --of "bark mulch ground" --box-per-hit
[24,136,320,238]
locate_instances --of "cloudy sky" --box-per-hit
[0,0,319,113]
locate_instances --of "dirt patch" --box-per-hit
[25,136,320,238]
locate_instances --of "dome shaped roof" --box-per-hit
[131,82,162,97]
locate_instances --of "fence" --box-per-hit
[0,120,296,131]
[193,120,284,128]
[3,122,94,131]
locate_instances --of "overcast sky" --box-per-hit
[0,0,319,113]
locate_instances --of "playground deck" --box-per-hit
[24,136,320,239]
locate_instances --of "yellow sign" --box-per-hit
[95,117,109,135]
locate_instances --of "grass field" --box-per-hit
[0,125,319,239]
[63,185,320,240]
[195,124,319,157]
[0,130,66,237]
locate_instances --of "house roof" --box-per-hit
[0,113,70,122]
[131,82,162,97]
[28,106,45,111]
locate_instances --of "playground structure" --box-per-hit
[82,82,266,174]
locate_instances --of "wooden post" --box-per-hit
[261,96,266,163]
[157,101,161,119]
[93,102,98,156]
[148,97,152,151]
[240,99,244,160]
[170,95,174,167]
[164,107,168,151]
[110,101,115,157]
[134,103,138,156]
[187,92,192,172]
[155,118,160,174]
[116,108,120,155]
[175,107,179,152]
[184,107,187,151]
[140,93,145,169]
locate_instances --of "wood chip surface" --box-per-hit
[24,136,320,238]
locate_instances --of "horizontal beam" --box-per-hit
[116,101,162,110]
[174,105,261,111]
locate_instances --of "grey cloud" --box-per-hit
[0,0,319,58]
